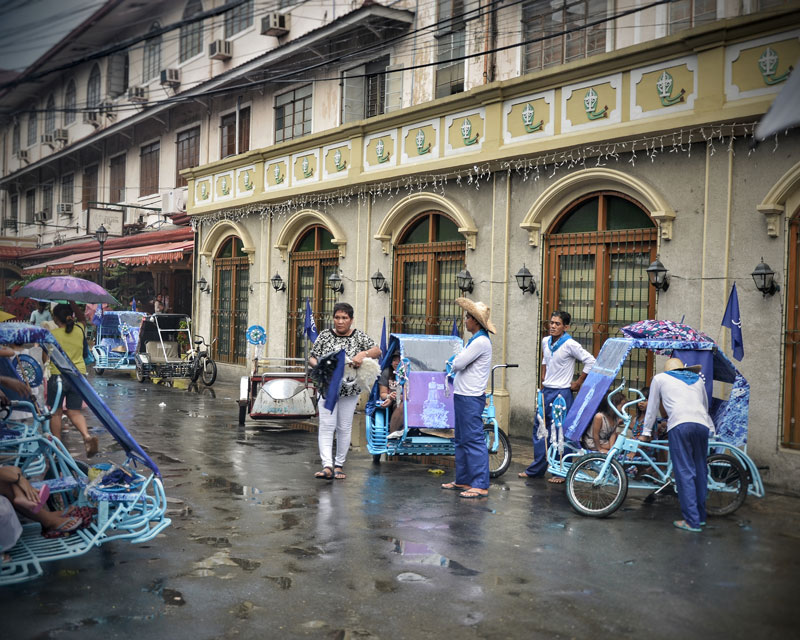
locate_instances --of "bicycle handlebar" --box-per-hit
[490,363,518,396]
[607,379,647,420]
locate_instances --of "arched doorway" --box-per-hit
[543,191,657,386]
[212,236,249,364]
[392,212,465,334]
[783,209,800,449]
[288,225,339,359]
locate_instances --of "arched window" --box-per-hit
[27,105,37,147]
[87,65,101,107]
[784,209,800,449]
[44,95,56,134]
[180,0,204,62]
[64,80,76,124]
[392,212,465,334]
[288,226,338,359]
[143,24,162,81]
[212,236,249,364]
[544,192,657,386]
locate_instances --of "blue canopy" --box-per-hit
[0,322,160,475]
[99,311,146,331]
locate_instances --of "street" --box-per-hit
[2,373,798,640]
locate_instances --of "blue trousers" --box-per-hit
[453,393,489,490]
[668,422,709,528]
[524,387,573,477]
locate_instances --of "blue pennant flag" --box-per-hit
[721,283,744,361]
[380,317,387,355]
[304,298,318,343]
[323,350,346,412]
[131,298,136,311]
[451,318,459,337]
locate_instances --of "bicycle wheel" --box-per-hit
[566,453,628,518]
[189,356,201,382]
[201,357,217,386]
[706,453,747,516]
[484,426,511,478]
[135,365,146,383]
[95,367,105,376]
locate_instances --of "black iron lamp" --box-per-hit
[751,258,780,297]
[456,269,474,294]
[371,270,389,293]
[328,271,344,294]
[270,272,286,292]
[197,277,211,294]
[515,264,536,295]
[646,258,670,291]
[95,224,108,290]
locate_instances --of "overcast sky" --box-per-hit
[0,0,105,72]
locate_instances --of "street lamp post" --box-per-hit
[95,224,109,306]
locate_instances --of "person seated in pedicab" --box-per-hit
[378,351,406,433]
[582,392,625,453]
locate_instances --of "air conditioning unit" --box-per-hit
[160,68,181,87]
[54,128,69,143]
[15,149,28,161]
[209,39,232,61]
[40,133,55,146]
[161,188,188,214]
[34,211,47,224]
[128,86,148,102]
[262,13,290,36]
[57,203,73,216]
[83,111,101,127]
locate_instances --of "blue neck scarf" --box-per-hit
[466,328,489,347]
[666,370,700,385]
[548,333,571,354]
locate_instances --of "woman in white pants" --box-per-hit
[309,302,380,480]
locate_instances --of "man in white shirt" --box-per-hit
[520,310,595,481]
[642,357,714,532]
[29,301,52,326]
[441,298,494,499]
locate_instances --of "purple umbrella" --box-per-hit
[14,276,119,306]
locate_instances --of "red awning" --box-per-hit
[23,249,106,274]
[74,241,193,271]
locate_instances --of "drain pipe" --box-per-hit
[235,96,241,156]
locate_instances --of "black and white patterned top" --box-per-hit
[310,328,376,397]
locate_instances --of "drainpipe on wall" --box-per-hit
[483,0,496,84]
[235,96,241,156]
[410,0,419,101]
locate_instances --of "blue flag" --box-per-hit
[323,350,346,412]
[721,283,744,361]
[131,298,137,311]
[304,298,318,343]
[380,317,387,355]
[451,318,459,337]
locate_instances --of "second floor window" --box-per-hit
[224,0,253,38]
[144,25,162,81]
[25,189,35,224]
[12,122,20,153]
[522,0,607,73]
[220,108,250,158]
[341,57,403,123]
[87,65,102,107]
[435,0,466,99]
[42,184,53,220]
[44,95,56,134]
[27,109,37,147]
[61,174,74,205]
[176,126,200,186]
[110,154,126,203]
[64,80,76,124]
[140,141,160,197]
[668,0,717,35]
[275,85,312,144]
[82,165,98,211]
[180,0,204,62]
[9,195,18,222]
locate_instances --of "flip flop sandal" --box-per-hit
[41,516,82,538]
[334,468,346,480]
[314,467,334,479]
[459,489,488,499]
[441,482,469,490]
[547,477,565,484]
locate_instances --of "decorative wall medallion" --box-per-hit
[656,70,685,106]
[302,157,313,178]
[460,118,479,145]
[415,129,431,155]
[221,177,230,196]
[584,88,608,120]
[334,149,346,171]
[376,139,390,163]
[274,163,284,184]
[758,47,792,85]
[522,103,543,133]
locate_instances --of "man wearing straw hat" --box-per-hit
[441,298,495,499]
[641,357,714,532]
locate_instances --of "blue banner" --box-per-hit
[304,297,318,343]
[323,350,346,412]
[721,283,744,361]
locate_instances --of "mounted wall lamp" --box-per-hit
[751,258,780,297]
[371,270,390,293]
[456,269,474,294]
[197,277,211,294]
[328,271,344,294]
[270,272,286,292]
[646,258,670,292]
[515,264,537,295]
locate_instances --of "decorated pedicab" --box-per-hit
[365,334,514,477]
[545,320,763,518]
[90,311,146,375]
[0,323,171,585]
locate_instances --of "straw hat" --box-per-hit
[664,357,702,373]
[455,297,497,334]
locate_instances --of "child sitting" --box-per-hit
[582,392,625,453]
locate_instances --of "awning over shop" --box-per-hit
[23,250,106,275]
[75,241,193,271]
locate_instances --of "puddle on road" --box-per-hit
[279,513,301,530]
[30,613,161,638]
[191,535,231,548]
[145,579,186,606]
[283,545,323,558]
[380,536,479,576]
[176,408,210,419]
[265,575,293,589]
[202,475,265,504]
[230,557,262,571]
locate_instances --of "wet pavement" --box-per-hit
[2,374,799,639]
